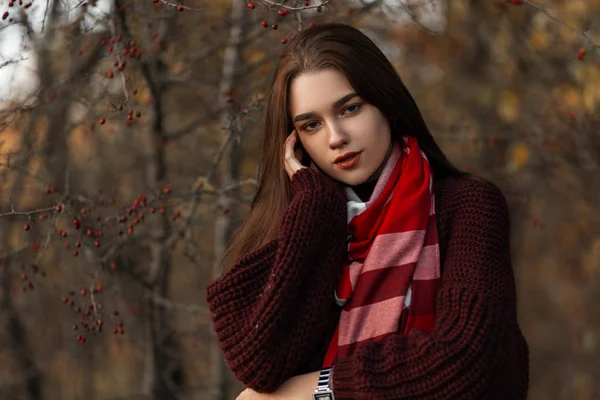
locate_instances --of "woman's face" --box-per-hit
[288,69,392,186]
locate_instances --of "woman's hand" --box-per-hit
[236,371,320,400]
[284,130,307,180]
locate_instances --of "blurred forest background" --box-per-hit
[0,0,598,399]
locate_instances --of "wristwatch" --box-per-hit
[313,367,335,400]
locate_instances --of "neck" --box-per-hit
[351,180,378,202]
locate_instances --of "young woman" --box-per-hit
[206,23,529,400]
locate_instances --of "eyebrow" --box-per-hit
[292,92,359,124]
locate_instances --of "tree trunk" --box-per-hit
[211,0,247,399]
[140,61,182,400]
[0,113,43,400]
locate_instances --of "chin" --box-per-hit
[331,171,372,186]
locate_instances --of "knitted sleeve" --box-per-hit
[331,179,530,399]
[206,167,348,393]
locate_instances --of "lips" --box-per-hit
[334,151,362,169]
[334,151,362,164]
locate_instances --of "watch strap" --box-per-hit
[313,367,335,400]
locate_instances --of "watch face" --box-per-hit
[314,394,333,400]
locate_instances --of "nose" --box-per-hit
[328,122,349,149]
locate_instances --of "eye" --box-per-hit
[342,104,361,115]
[301,121,321,132]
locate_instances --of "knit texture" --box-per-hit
[205,168,529,399]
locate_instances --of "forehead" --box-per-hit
[289,69,354,114]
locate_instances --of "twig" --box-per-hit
[0,57,29,69]
[155,1,205,12]
[259,0,333,11]
[524,0,599,51]
[145,292,209,315]
[0,201,58,219]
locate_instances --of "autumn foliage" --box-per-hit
[0,0,598,399]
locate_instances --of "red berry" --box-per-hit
[107,71,114,78]
[81,289,86,296]
[55,205,62,212]
[87,229,94,236]
[271,24,278,30]
[24,224,31,231]
[99,118,106,125]
[261,21,268,28]
[94,240,100,247]
[75,241,81,248]
[111,262,117,271]
[247,2,255,9]
[73,219,81,229]
[62,296,69,303]
[281,37,288,44]
[73,250,79,256]
[577,49,586,61]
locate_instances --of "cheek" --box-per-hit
[300,137,324,158]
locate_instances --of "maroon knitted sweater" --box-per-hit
[206,167,529,399]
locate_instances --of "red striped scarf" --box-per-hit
[323,136,441,367]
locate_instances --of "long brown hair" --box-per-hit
[219,23,464,273]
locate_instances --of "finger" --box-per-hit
[284,130,297,160]
[284,131,305,177]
